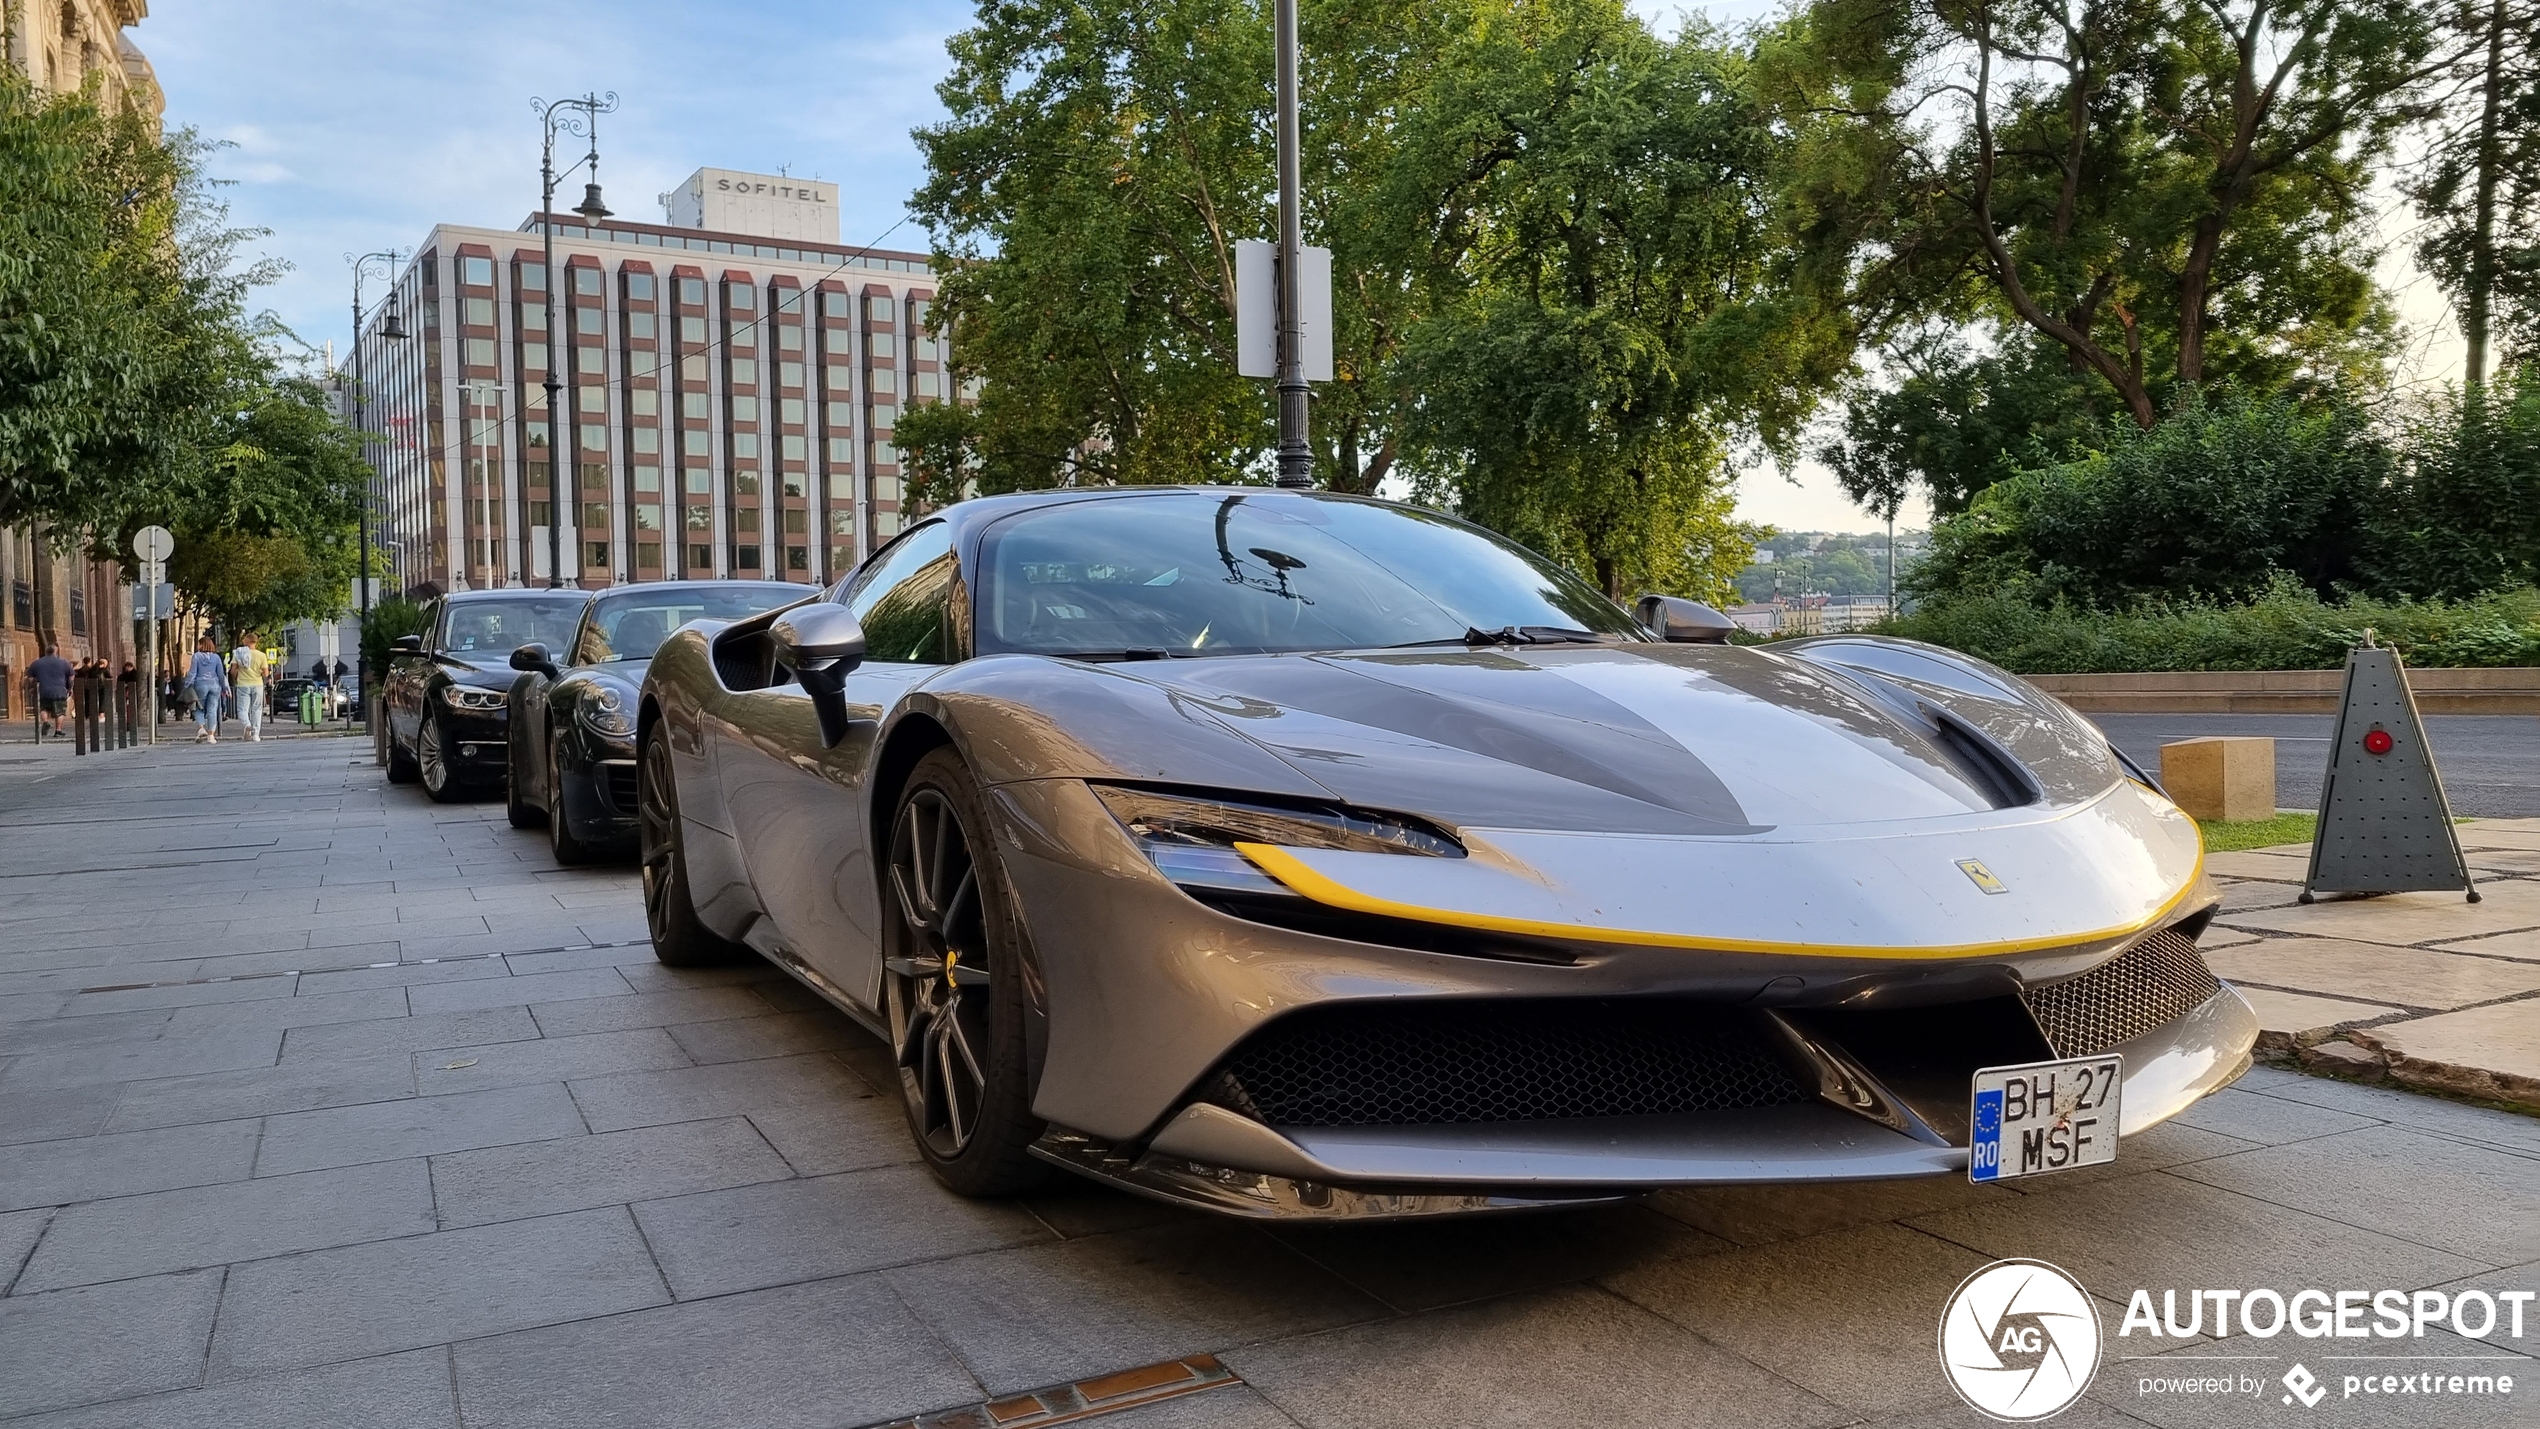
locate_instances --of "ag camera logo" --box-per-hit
[1940,1259,2104,1421]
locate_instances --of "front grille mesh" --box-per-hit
[599,761,639,815]
[2022,928,2221,1057]
[1203,999,1809,1127]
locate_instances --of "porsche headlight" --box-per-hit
[441,685,508,712]
[580,682,635,738]
[1093,786,1460,895]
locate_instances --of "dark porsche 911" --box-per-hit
[505,580,803,861]
[384,589,590,802]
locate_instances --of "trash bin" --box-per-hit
[300,687,320,725]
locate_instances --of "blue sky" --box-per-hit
[139,0,1907,533]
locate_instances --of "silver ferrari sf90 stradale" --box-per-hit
[637,486,2256,1219]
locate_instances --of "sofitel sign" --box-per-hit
[713,178,829,205]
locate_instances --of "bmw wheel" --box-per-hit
[418,708,465,804]
[637,724,745,967]
[882,748,1045,1196]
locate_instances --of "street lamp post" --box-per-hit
[347,248,408,705]
[1271,0,1310,488]
[533,91,618,591]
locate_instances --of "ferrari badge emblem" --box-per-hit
[1957,859,2009,895]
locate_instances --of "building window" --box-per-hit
[634,504,663,531]
[916,371,942,398]
[870,333,896,359]
[868,295,893,320]
[530,500,553,528]
[585,540,609,567]
[683,431,709,457]
[629,311,656,340]
[521,304,547,331]
[781,398,805,425]
[730,396,759,422]
[522,343,548,371]
[734,472,761,496]
[779,361,804,389]
[681,355,707,382]
[68,589,85,635]
[827,401,853,427]
[461,256,494,286]
[464,339,496,367]
[580,424,608,451]
[786,546,808,571]
[686,470,711,495]
[583,503,610,528]
[579,386,606,413]
[734,544,761,570]
[463,297,495,326]
[633,428,659,454]
[576,309,603,335]
[627,273,655,301]
[829,474,856,501]
[735,509,760,534]
[634,465,661,493]
[730,359,757,387]
[782,471,805,498]
[637,541,662,568]
[871,404,896,429]
[872,440,898,467]
[679,278,705,305]
[826,367,851,393]
[732,433,759,459]
[682,393,708,419]
[777,326,803,351]
[581,463,608,490]
[729,286,756,311]
[824,292,850,318]
[519,264,546,290]
[680,316,706,344]
[574,268,602,296]
[869,369,896,394]
[782,434,806,461]
[783,508,808,534]
[632,389,659,417]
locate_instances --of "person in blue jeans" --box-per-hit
[185,635,229,743]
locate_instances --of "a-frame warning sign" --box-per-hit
[2300,639,2477,904]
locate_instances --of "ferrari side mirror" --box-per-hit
[769,603,867,748]
[509,642,560,677]
[391,634,424,655]
[1636,594,1736,644]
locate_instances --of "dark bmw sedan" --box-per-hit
[384,589,590,802]
[505,580,802,861]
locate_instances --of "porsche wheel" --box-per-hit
[882,748,1045,1196]
[418,709,465,803]
[637,725,745,967]
[548,738,596,866]
[504,716,545,829]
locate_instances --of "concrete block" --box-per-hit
[2160,736,2276,822]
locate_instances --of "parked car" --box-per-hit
[505,579,803,862]
[635,487,2256,1217]
[383,588,590,802]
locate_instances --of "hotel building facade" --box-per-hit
[349,168,957,596]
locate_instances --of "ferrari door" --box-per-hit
[722,524,958,1008]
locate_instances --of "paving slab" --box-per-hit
[2209,938,2540,1010]
[2222,882,2540,942]
[254,1081,587,1176]
[206,1206,668,1377]
[1278,1203,1721,1313]
[1227,1282,1851,1429]
[2234,986,2406,1041]
[2163,1086,2384,1146]
[278,1003,539,1061]
[525,985,770,1036]
[0,1008,171,1053]
[0,1347,461,1429]
[743,1092,928,1175]
[566,1049,867,1132]
[0,1268,225,1417]
[631,1163,1052,1299]
[102,1047,416,1132]
[890,1222,1386,1394]
[2372,1001,2540,1086]
[2166,1123,2540,1266]
[411,1025,691,1095]
[1649,1176,2016,1249]
[0,1118,260,1212]
[429,1116,796,1228]
[0,1027,280,1091]
[451,1273,979,1429]
[664,1008,870,1063]
[405,965,634,1014]
[0,1205,53,1292]
[15,1159,436,1292]
[0,1083,124,1146]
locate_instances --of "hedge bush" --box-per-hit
[1875,581,2540,673]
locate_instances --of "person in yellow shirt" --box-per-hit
[227,632,274,742]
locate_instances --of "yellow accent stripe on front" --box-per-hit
[1231,841,2208,960]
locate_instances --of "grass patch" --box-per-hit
[2198,811,2316,852]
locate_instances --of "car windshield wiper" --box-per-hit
[1061,647,1200,662]
[1383,626,1620,649]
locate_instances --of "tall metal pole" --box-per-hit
[534,92,616,590]
[1271,0,1311,488]
[348,248,404,703]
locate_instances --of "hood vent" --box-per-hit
[1923,705,2041,809]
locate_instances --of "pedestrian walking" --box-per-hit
[227,632,272,742]
[27,644,71,742]
[185,636,229,743]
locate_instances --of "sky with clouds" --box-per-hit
[143,0,2458,539]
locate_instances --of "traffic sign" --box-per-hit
[140,559,166,586]
[133,525,173,562]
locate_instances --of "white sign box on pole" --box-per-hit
[1234,239,1334,382]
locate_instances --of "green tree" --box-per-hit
[0,62,266,534]
[2406,0,2540,385]
[155,378,368,635]
[1767,0,2445,437]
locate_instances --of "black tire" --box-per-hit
[548,737,597,865]
[882,748,1048,1197]
[505,714,545,828]
[418,708,467,804]
[385,724,420,784]
[637,724,747,967]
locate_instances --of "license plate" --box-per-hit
[1969,1055,2122,1183]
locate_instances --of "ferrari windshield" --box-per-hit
[976,491,1643,657]
[578,584,800,663]
[438,598,586,656]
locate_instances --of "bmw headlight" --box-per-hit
[442,685,508,712]
[580,682,636,738]
[1092,785,1460,895]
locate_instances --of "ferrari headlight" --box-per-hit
[1093,785,1460,895]
[442,685,507,712]
[580,683,635,737]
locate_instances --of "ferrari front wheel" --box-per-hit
[882,748,1046,1196]
[637,726,745,967]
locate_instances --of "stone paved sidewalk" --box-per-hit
[0,740,2531,1429]
[2205,825,2540,1109]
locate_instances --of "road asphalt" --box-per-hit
[2097,714,2540,818]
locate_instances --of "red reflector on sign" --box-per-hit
[2364,728,2395,755]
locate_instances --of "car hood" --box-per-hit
[438,655,519,689]
[1088,643,2119,836]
